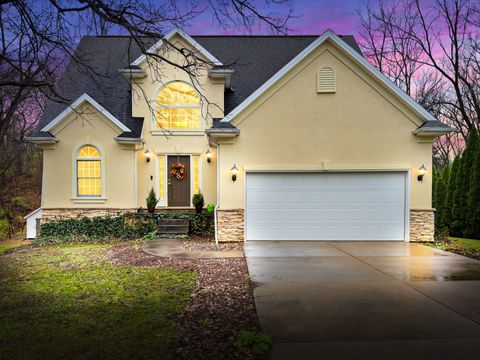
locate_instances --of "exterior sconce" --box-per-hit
[205,149,212,163]
[144,149,151,163]
[230,164,238,182]
[417,164,427,182]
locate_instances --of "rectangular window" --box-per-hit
[156,107,201,129]
[159,156,165,200]
[193,156,199,195]
[77,160,101,196]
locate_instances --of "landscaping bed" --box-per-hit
[182,235,244,252]
[108,242,265,359]
[428,237,480,260]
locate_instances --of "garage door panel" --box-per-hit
[246,172,406,241]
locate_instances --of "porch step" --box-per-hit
[157,218,189,234]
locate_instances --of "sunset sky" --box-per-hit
[186,0,367,36]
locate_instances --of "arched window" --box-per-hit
[76,145,102,196]
[155,81,201,129]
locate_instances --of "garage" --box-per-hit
[245,172,407,241]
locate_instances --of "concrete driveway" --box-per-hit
[244,241,480,360]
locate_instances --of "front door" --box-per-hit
[168,155,191,207]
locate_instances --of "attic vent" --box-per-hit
[317,67,336,93]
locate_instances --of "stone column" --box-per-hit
[409,209,435,242]
[217,209,244,242]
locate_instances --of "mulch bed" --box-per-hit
[107,243,262,359]
[429,240,480,260]
[182,235,244,252]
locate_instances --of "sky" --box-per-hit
[185,0,367,36]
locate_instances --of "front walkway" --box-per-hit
[143,238,243,258]
[245,241,480,360]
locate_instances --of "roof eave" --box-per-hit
[118,69,146,79]
[208,68,235,89]
[114,137,144,144]
[412,127,456,137]
[205,129,241,137]
[25,136,59,144]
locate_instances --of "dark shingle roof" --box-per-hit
[32,34,362,137]
[211,118,238,129]
[417,120,452,130]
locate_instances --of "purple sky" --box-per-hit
[187,0,367,36]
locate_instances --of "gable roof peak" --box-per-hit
[131,27,223,67]
[41,93,131,133]
[221,29,436,124]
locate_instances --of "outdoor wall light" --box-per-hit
[230,164,238,182]
[417,164,427,182]
[205,149,212,163]
[144,149,151,163]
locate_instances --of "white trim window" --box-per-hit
[75,145,102,197]
[155,81,201,130]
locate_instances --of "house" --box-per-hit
[27,28,453,242]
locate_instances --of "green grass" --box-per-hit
[0,239,30,253]
[0,244,196,359]
[429,237,480,259]
[448,237,480,250]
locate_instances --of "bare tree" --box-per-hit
[359,0,480,164]
[0,0,294,237]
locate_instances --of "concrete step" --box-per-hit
[157,218,190,234]
[158,218,189,226]
[157,225,189,234]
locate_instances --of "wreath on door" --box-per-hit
[170,162,187,181]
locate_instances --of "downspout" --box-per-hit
[210,142,220,245]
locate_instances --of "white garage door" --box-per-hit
[245,172,407,241]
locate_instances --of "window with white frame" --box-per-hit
[155,81,201,129]
[76,145,102,196]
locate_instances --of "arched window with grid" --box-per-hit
[76,145,102,197]
[155,81,201,129]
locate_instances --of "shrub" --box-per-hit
[146,188,158,213]
[234,330,272,356]
[0,218,10,238]
[192,191,205,213]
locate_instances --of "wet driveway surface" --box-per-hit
[244,241,480,360]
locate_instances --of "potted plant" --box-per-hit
[192,191,204,214]
[146,188,158,214]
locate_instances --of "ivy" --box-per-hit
[38,212,214,244]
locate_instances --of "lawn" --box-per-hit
[430,237,480,260]
[0,238,31,253]
[0,244,196,359]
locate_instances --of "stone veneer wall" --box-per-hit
[217,209,244,242]
[409,209,435,242]
[41,208,135,224]
[41,208,198,224]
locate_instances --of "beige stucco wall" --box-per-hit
[42,103,136,209]
[41,34,222,210]
[217,39,433,211]
[131,33,223,207]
